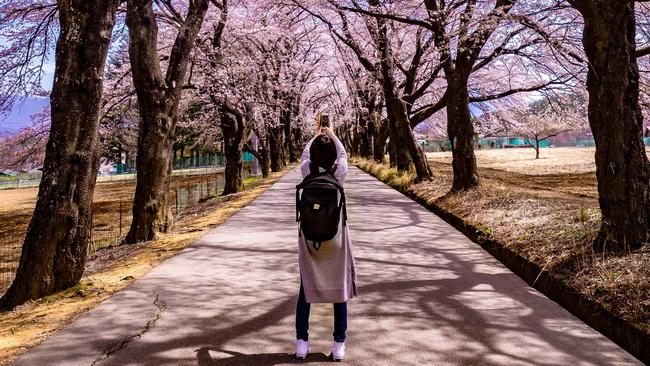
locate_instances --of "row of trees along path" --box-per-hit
[0,0,649,310]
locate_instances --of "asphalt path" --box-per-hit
[13,167,641,365]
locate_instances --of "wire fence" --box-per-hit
[0,162,233,190]
[0,166,258,295]
[0,179,41,190]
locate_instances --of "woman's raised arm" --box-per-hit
[300,137,316,178]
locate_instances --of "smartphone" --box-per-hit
[321,115,330,128]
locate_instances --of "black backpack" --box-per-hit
[296,165,347,251]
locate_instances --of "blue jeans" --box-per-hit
[295,282,347,342]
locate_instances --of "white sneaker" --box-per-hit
[331,341,345,362]
[295,339,310,360]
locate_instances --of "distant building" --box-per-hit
[419,128,650,152]
[478,136,546,149]
[479,131,597,149]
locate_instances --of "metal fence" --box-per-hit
[112,153,256,173]
[0,232,22,295]
[0,166,258,295]
[0,161,231,190]
[0,179,41,190]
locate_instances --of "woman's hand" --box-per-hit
[321,124,335,138]
[314,114,335,137]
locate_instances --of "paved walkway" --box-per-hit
[14,167,640,365]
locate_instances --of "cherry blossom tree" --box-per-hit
[100,42,140,171]
[0,0,120,310]
[123,0,210,243]
[1,0,649,308]
[190,0,252,194]
[147,0,328,192]
[288,0,435,181]
[482,93,588,159]
[0,1,56,116]
[335,0,578,189]
[566,0,650,252]
[0,107,50,171]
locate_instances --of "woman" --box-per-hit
[295,116,358,362]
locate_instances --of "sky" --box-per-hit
[0,34,54,137]
[0,97,50,137]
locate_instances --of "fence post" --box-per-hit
[90,210,94,252]
[119,201,123,237]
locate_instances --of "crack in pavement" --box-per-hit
[90,292,167,366]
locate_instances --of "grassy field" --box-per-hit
[0,170,237,293]
[428,146,650,175]
[355,146,650,337]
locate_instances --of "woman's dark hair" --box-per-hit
[310,134,337,171]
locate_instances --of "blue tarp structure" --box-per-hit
[478,137,550,148]
[243,152,255,162]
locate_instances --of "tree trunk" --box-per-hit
[367,113,376,159]
[574,1,650,252]
[247,135,270,178]
[260,142,270,178]
[372,7,432,182]
[291,128,303,163]
[337,123,354,153]
[365,118,375,159]
[269,127,284,172]
[351,118,362,157]
[245,139,269,178]
[221,104,248,195]
[388,138,397,167]
[360,91,379,160]
[386,106,413,171]
[289,130,299,162]
[357,113,372,158]
[124,0,208,243]
[447,75,479,190]
[385,100,432,181]
[0,0,119,310]
[372,117,389,163]
[535,138,540,160]
[282,108,292,165]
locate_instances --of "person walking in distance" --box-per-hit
[294,114,358,362]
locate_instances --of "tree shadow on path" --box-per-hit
[196,349,329,366]
[13,168,640,366]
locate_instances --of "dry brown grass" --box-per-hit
[355,157,650,335]
[353,158,416,189]
[0,172,233,291]
[0,167,292,366]
[428,147,650,175]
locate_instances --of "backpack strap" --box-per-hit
[308,162,338,176]
[312,241,322,251]
[296,187,300,222]
[341,192,348,226]
[329,163,338,175]
[308,162,319,175]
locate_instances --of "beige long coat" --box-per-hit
[297,135,358,303]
